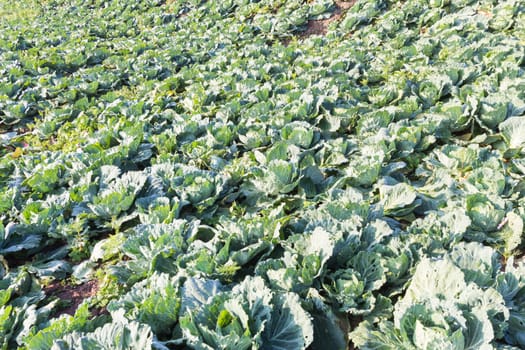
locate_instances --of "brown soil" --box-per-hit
[299,0,356,37]
[44,279,102,317]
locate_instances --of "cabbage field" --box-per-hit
[1,0,525,348]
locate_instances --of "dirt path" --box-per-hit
[300,0,356,37]
[44,279,102,317]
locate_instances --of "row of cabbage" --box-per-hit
[1,0,525,348]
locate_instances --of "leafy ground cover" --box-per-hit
[1,0,525,348]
